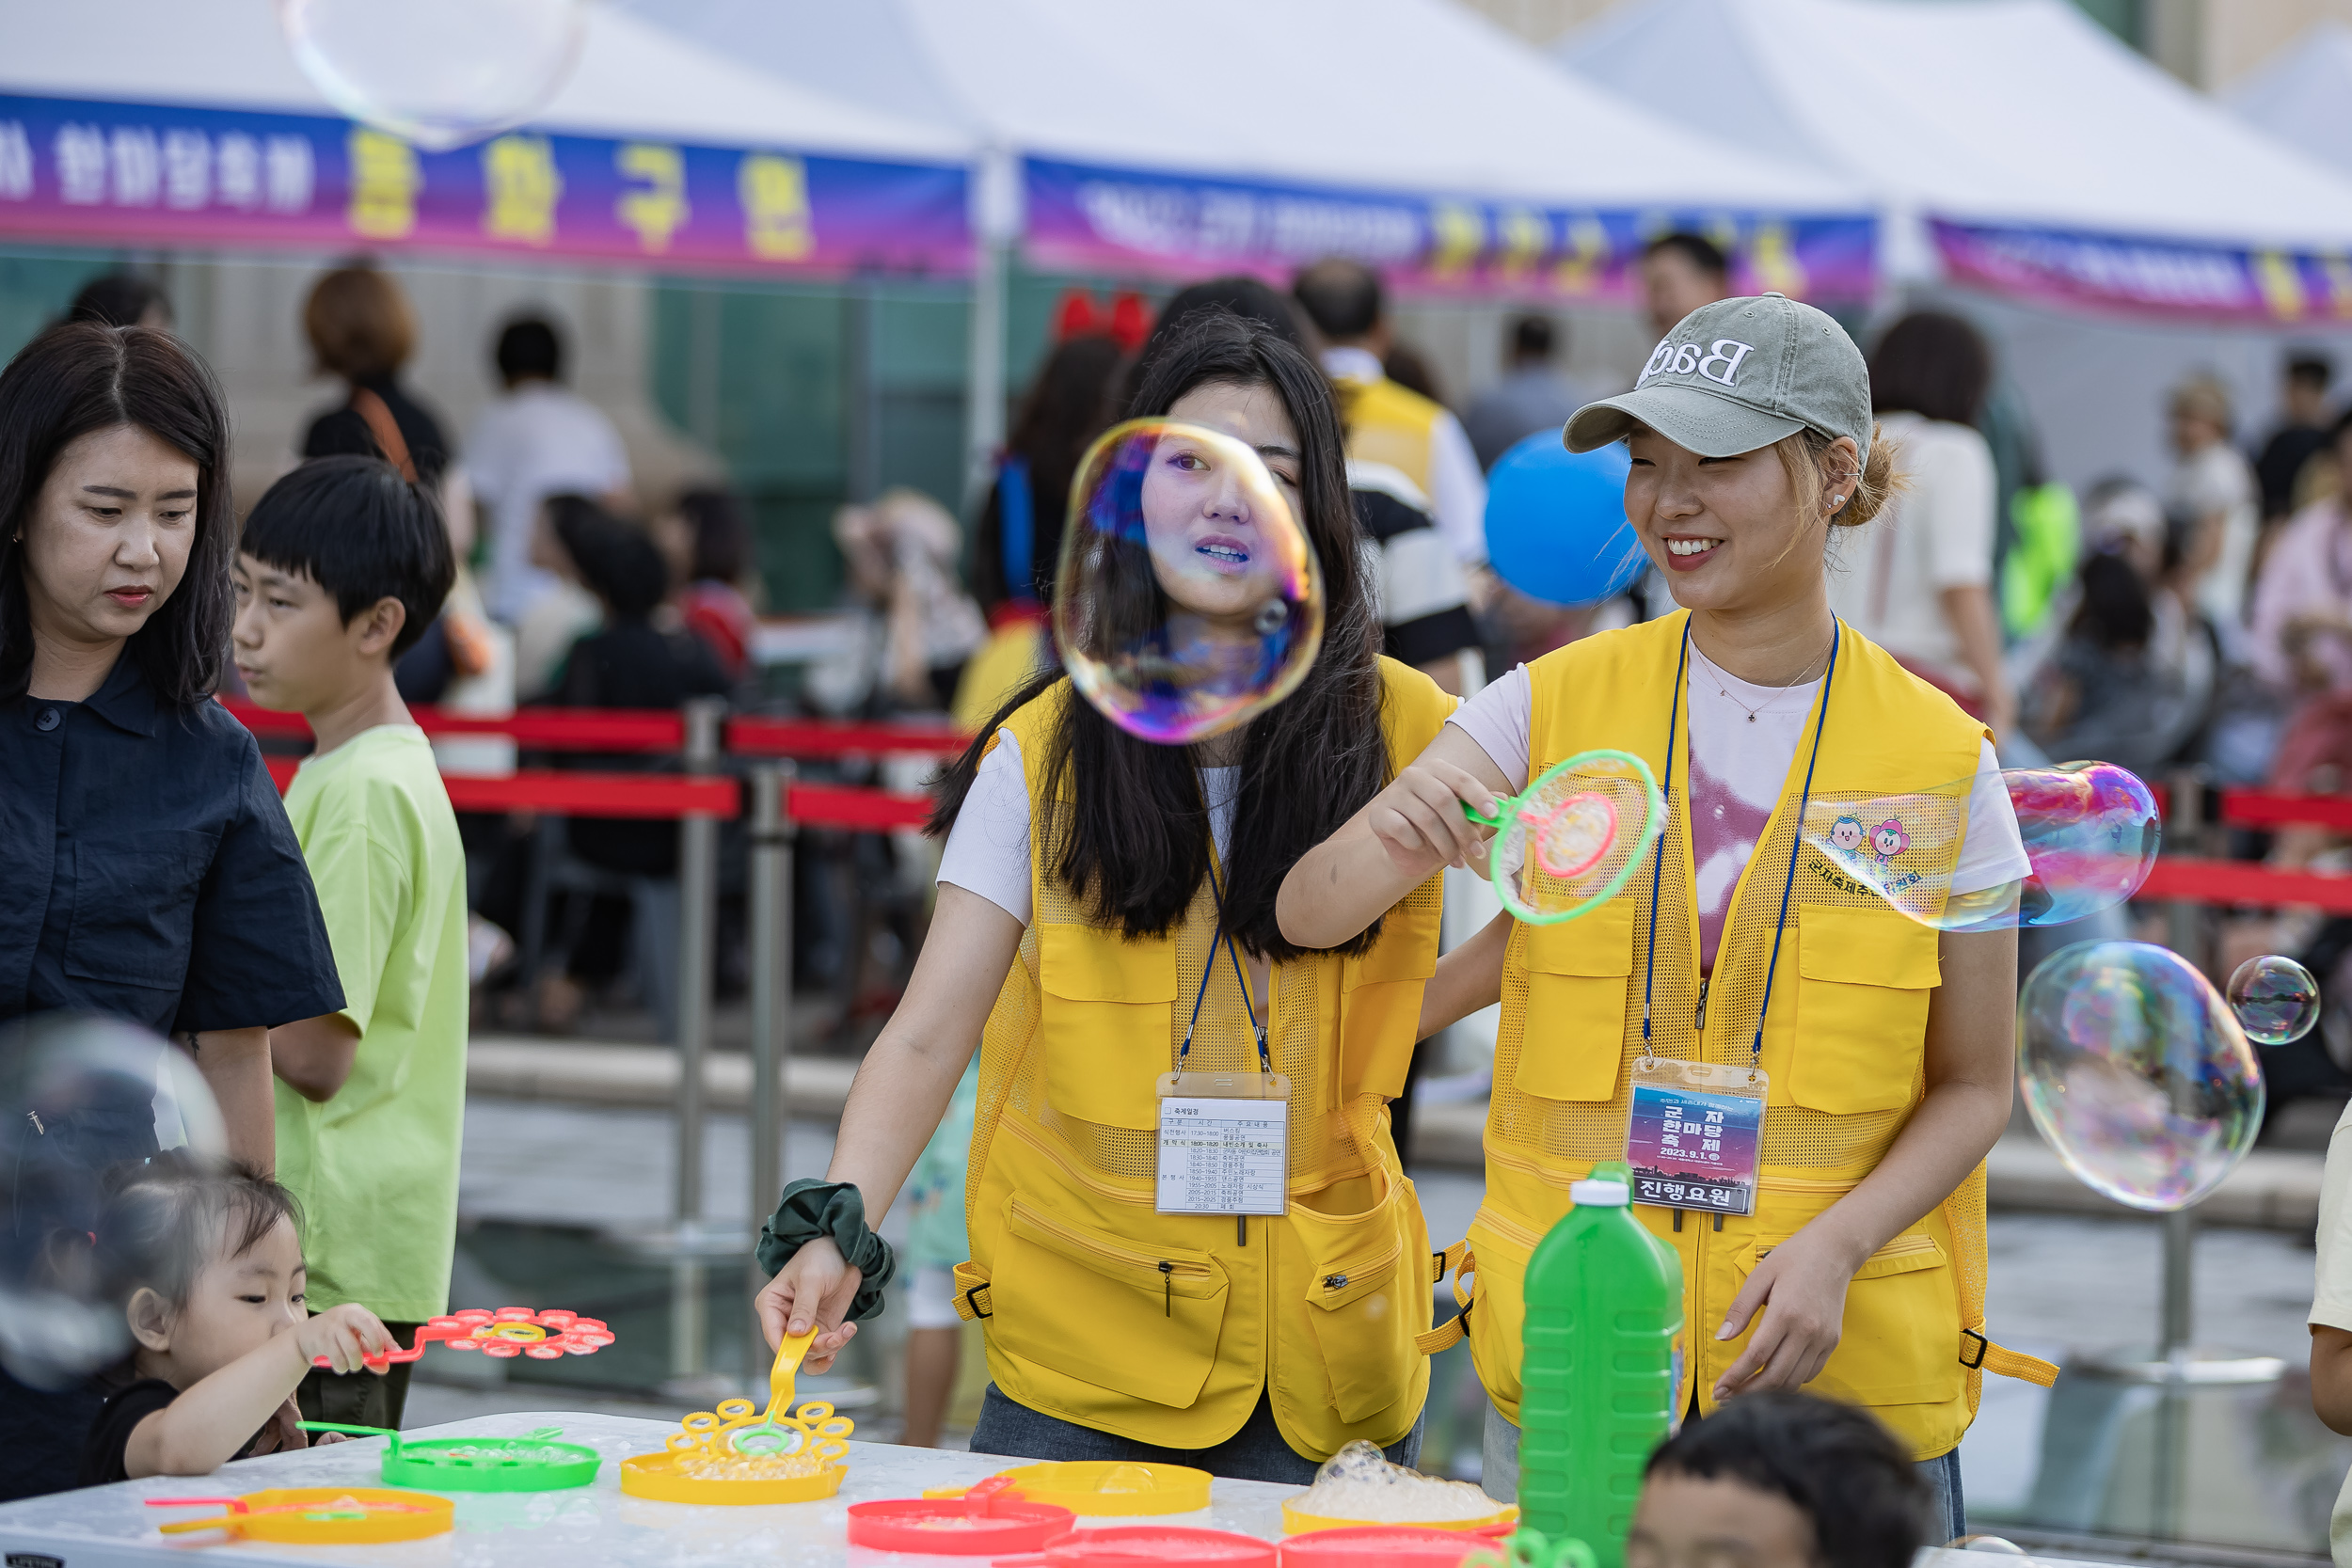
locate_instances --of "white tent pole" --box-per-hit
[963,146,1020,510]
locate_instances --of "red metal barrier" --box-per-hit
[224,699,969,759]
[262,755,738,818]
[787,782,931,832]
[2139,857,2352,915]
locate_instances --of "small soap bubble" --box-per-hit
[1486,750,1663,926]
[281,0,588,151]
[2018,941,2263,1212]
[1802,761,2158,932]
[0,1016,227,1387]
[2227,955,2320,1045]
[1055,419,1323,745]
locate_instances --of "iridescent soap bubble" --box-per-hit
[2228,955,2320,1045]
[281,0,589,152]
[0,1016,227,1387]
[1055,419,1323,745]
[1801,761,2159,932]
[1475,750,1664,926]
[2018,942,2264,1212]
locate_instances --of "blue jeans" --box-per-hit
[1480,1408,1964,1542]
[971,1386,1425,1486]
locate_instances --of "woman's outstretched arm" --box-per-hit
[1279,726,1512,950]
[753,884,1024,1370]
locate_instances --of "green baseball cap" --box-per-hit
[1563,293,1871,467]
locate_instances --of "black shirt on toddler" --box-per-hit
[77,1378,270,1488]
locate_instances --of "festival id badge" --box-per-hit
[1154,1070,1291,1217]
[1625,1056,1766,1217]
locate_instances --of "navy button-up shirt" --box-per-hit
[0,655,342,1037]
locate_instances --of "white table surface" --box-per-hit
[0,1411,1306,1568]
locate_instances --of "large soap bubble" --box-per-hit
[0,1017,227,1387]
[1055,419,1323,745]
[2018,942,2263,1212]
[280,0,589,152]
[1471,750,1665,926]
[2228,955,2320,1045]
[1802,761,2158,932]
[1483,435,1646,607]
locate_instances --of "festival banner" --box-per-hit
[0,94,971,277]
[1931,217,2352,325]
[1023,155,1876,304]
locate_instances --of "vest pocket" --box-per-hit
[1340,913,1439,1104]
[1791,906,1938,1115]
[1738,1230,1962,1407]
[1038,924,1177,1131]
[991,1196,1228,1410]
[1514,900,1635,1102]
[1291,1169,1423,1424]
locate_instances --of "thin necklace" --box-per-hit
[1702,640,1833,723]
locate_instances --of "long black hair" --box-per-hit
[933,309,1390,959]
[0,323,236,705]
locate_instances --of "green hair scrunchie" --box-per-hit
[754,1179,898,1323]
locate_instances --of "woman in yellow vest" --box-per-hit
[753,309,1456,1480]
[1279,294,2056,1537]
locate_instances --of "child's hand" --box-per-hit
[1364,758,1499,877]
[295,1303,397,1375]
[755,1238,862,1375]
[248,1397,309,1455]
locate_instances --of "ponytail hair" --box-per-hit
[1777,421,1901,531]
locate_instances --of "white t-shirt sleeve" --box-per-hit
[1426,409,1490,567]
[1952,738,2031,895]
[936,730,1033,925]
[1915,423,1997,592]
[2313,1106,2352,1329]
[1445,664,1533,792]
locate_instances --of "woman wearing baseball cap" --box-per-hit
[1279,295,2054,1535]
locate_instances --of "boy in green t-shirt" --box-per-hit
[232,453,464,1430]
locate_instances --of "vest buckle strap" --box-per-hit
[1960,1326,2060,1387]
[1959,1327,1988,1369]
[962,1283,993,1321]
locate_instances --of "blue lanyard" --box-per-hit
[1639,620,1839,1069]
[1000,454,1035,604]
[1179,863,1271,1073]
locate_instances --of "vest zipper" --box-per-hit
[1693,975,1710,1032]
[1009,1197,1215,1285]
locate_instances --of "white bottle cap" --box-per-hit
[1570,1179,1630,1207]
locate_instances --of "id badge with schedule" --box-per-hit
[1625,1056,1766,1217]
[1154,1069,1290,1217]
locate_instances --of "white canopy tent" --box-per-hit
[2223,22,2352,181]
[0,0,970,162]
[618,0,1877,480]
[1558,0,2352,493]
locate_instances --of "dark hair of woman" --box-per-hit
[551,496,669,621]
[2070,549,2153,652]
[675,487,751,583]
[68,273,171,331]
[1115,277,1307,422]
[0,323,236,705]
[970,333,1122,609]
[933,308,1390,959]
[1868,310,1993,427]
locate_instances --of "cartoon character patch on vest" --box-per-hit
[1871,818,1911,862]
[1828,815,1867,858]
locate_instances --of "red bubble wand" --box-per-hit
[310,1307,615,1369]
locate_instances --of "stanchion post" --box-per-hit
[747,763,796,1384]
[671,697,725,1382]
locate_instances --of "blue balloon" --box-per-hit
[1483,433,1645,606]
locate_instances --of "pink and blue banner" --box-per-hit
[1023,156,1875,304]
[0,94,970,277]
[1932,217,2352,325]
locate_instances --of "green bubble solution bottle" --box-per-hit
[1516,1160,1685,1568]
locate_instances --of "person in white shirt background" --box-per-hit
[1825,310,2017,741]
[1290,258,1488,569]
[2166,371,2261,630]
[464,315,633,629]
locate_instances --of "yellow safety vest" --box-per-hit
[1444,612,2056,1459]
[1334,375,1441,499]
[953,659,1455,1458]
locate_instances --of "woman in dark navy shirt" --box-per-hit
[0,323,342,1501]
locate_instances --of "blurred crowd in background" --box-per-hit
[66,229,2352,1120]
